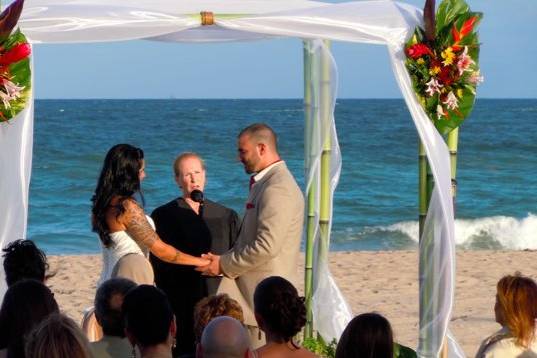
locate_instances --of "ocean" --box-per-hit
[29,99,537,254]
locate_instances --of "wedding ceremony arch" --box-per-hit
[0,0,463,356]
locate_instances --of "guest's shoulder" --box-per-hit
[481,335,535,358]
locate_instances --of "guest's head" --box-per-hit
[193,294,244,343]
[254,276,306,344]
[122,285,176,352]
[94,277,137,337]
[494,273,537,347]
[173,152,206,199]
[91,143,145,246]
[335,312,394,358]
[25,313,92,358]
[237,123,279,174]
[2,239,49,286]
[0,279,59,357]
[198,316,252,358]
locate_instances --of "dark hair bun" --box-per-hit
[254,276,306,341]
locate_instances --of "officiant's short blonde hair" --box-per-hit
[173,152,206,177]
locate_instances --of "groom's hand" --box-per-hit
[196,253,221,276]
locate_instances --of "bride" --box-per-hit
[92,143,209,285]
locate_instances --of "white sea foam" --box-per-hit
[381,213,537,250]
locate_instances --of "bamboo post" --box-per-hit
[418,142,428,239]
[447,128,459,213]
[303,40,315,339]
[319,40,332,265]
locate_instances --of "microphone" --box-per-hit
[190,189,204,204]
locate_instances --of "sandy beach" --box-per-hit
[48,250,537,356]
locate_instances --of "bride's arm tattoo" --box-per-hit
[124,202,158,249]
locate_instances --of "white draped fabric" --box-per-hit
[304,39,353,342]
[0,81,34,298]
[0,1,462,356]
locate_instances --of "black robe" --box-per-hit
[150,198,239,357]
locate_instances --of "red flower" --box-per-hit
[0,43,31,66]
[406,43,432,59]
[438,66,454,86]
[246,203,255,209]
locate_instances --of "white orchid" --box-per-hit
[442,91,459,110]
[425,78,443,97]
[457,46,475,76]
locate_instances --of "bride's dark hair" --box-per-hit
[91,144,145,247]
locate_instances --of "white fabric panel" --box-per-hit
[304,40,352,342]
[388,45,461,357]
[0,60,34,297]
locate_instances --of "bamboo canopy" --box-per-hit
[0,1,462,356]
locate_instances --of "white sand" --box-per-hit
[47,250,537,356]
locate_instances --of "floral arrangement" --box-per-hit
[405,0,483,134]
[0,0,31,123]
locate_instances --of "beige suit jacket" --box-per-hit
[218,162,304,326]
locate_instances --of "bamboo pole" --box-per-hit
[303,40,315,339]
[319,40,332,265]
[447,128,459,213]
[418,142,427,239]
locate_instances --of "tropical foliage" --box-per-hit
[405,0,483,134]
[0,0,31,123]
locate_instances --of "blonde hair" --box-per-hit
[193,294,244,342]
[496,273,537,347]
[25,313,93,358]
[173,152,206,177]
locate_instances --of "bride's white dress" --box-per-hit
[98,215,155,286]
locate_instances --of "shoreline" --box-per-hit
[48,250,537,356]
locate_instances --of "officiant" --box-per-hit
[150,152,239,357]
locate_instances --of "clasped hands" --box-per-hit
[196,252,221,276]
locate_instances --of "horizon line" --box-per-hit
[34,97,537,100]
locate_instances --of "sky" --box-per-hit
[30,0,537,99]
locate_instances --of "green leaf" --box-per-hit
[436,0,469,36]
[0,30,31,122]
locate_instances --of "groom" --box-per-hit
[198,123,305,347]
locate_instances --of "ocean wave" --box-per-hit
[383,214,537,250]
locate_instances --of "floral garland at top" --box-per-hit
[405,0,483,135]
[0,0,31,123]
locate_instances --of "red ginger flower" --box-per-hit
[406,43,433,59]
[0,43,31,66]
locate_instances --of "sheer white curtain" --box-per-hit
[304,39,352,342]
[0,2,464,355]
[0,57,34,297]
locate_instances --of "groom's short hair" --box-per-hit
[173,152,206,177]
[238,123,278,153]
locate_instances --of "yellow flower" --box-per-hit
[457,89,463,98]
[429,66,441,75]
[417,58,425,65]
[441,47,455,66]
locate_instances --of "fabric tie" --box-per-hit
[249,175,256,191]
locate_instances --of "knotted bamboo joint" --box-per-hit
[200,11,214,25]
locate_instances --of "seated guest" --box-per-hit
[91,278,137,358]
[122,285,176,358]
[253,276,317,358]
[0,279,59,358]
[476,273,537,357]
[197,316,254,358]
[193,294,245,345]
[25,313,93,358]
[335,312,394,358]
[2,239,50,286]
